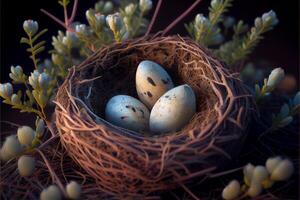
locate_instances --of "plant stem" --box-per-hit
[28,35,38,70]
[62,0,69,27]
[40,9,68,29]
[162,0,204,35]
[145,0,163,36]
[69,0,78,24]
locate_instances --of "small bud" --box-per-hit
[0,135,22,161]
[222,180,240,200]
[262,10,278,26]
[293,91,300,106]
[103,1,113,13]
[252,166,269,183]
[247,183,262,198]
[266,156,282,174]
[23,20,39,35]
[125,3,136,16]
[52,54,67,66]
[195,14,208,26]
[211,33,224,45]
[95,13,106,29]
[267,67,285,88]
[63,31,80,48]
[11,94,21,105]
[38,73,51,90]
[40,185,62,200]
[194,14,210,31]
[0,83,13,99]
[278,116,293,128]
[9,65,24,83]
[270,159,294,181]
[106,13,123,33]
[29,70,40,90]
[17,126,36,146]
[223,16,235,28]
[86,9,95,24]
[254,17,262,28]
[279,104,290,118]
[139,0,152,13]
[36,118,45,137]
[261,177,274,189]
[75,24,88,35]
[18,155,35,177]
[211,0,220,8]
[66,181,82,199]
[243,163,255,185]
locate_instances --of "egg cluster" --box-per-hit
[105,60,196,134]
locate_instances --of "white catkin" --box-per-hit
[18,155,35,177]
[66,181,81,199]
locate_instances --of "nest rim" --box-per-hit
[55,34,254,196]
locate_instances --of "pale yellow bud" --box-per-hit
[17,126,36,146]
[247,183,262,198]
[252,166,269,183]
[40,185,62,200]
[222,180,240,200]
[18,155,35,177]
[243,163,255,185]
[66,181,81,199]
[270,159,294,181]
[266,156,282,174]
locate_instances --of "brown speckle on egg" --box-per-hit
[131,107,136,112]
[161,79,169,84]
[147,77,156,86]
[147,91,153,97]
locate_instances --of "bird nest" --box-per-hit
[55,35,254,198]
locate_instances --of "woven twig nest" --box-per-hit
[55,35,254,198]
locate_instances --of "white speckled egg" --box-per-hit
[136,60,174,109]
[150,84,196,134]
[105,95,150,132]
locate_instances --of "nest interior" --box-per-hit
[55,35,254,197]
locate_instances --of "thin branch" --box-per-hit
[63,2,69,27]
[162,0,203,36]
[145,0,163,36]
[40,9,67,29]
[69,0,79,24]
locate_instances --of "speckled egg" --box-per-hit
[105,95,150,132]
[150,84,196,134]
[136,60,174,109]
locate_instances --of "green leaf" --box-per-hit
[32,29,48,44]
[33,46,46,55]
[33,41,46,51]
[20,37,30,45]
[278,116,293,128]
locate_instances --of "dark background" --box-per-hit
[0,0,299,198]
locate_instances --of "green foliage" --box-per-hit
[21,22,47,70]
[58,0,70,7]
[270,92,300,131]
[216,10,278,65]
[185,0,233,46]
[186,0,278,66]
[0,117,45,162]
[255,68,284,102]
